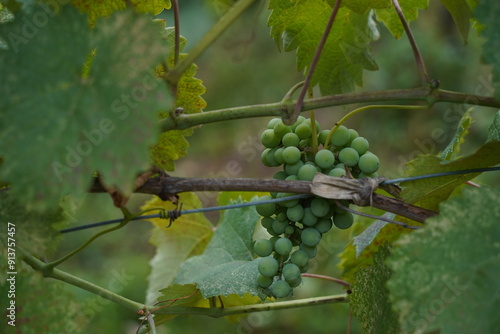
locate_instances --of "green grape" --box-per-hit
[299,138,311,147]
[294,123,312,140]
[276,193,300,207]
[270,280,291,298]
[261,149,272,167]
[285,174,298,181]
[310,197,330,217]
[254,239,273,257]
[350,137,369,155]
[314,149,335,169]
[286,204,304,222]
[299,244,318,258]
[328,168,346,177]
[315,218,333,233]
[358,152,380,174]
[256,274,273,288]
[277,211,287,221]
[255,195,276,217]
[333,200,349,214]
[333,212,354,229]
[301,227,322,247]
[258,257,279,277]
[285,225,295,235]
[358,171,379,178]
[273,147,285,165]
[301,207,318,227]
[291,249,309,267]
[265,147,280,167]
[330,125,350,146]
[282,132,300,147]
[267,118,281,129]
[300,263,310,273]
[304,119,321,133]
[297,164,318,181]
[287,276,302,288]
[282,263,301,282]
[284,160,304,175]
[273,171,287,180]
[273,120,291,137]
[282,146,301,164]
[347,128,359,145]
[338,147,360,166]
[260,217,273,229]
[290,115,306,131]
[274,237,293,255]
[272,219,289,234]
[318,129,330,145]
[261,129,281,148]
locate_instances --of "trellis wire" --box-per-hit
[59,166,499,233]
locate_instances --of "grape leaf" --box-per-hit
[174,197,266,300]
[350,244,400,334]
[150,27,207,170]
[439,0,474,44]
[141,193,213,305]
[475,0,500,99]
[400,140,500,211]
[0,7,172,210]
[72,0,171,26]
[439,108,473,160]
[387,186,500,334]
[487,111,500,142]
[268,0,378,95]
[375,0,429,39]
[342,0,391,14]
[353,212,394,258]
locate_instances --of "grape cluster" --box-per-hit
[253,116,380,298]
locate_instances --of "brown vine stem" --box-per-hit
[161,87,500,131]
[391,0,430,85]
[90,176,436,223]
[290,0,342,124]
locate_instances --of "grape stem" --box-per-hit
[324,104,428,150]
[301,273,351,288]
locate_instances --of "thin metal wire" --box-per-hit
[381,166,500,185]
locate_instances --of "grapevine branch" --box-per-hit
[89,175,436,223]
[161,87,500,131]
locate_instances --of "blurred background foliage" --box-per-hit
[53,1,498,333]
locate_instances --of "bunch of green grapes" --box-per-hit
[253,116,380,298]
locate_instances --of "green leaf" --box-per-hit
[487,111,500,142]
[174,197,266,300]
[353,212,394,258]
[475,0,500,99]
[375,0,429,39]
[351,244,400,334]
[387,186,500,334]
[342,0,391,14]
[439,0,474,44]
[72,0,171,26]
[400,140,500,211]
[141,193,213,305]
[268,0,378,95]
[439,108,473,160]
[0,7,172,210]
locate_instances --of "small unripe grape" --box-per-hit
[254,239,273,257]
[258,257,279,277]
[302,207,318,226]
[299,244,318,258]
[273,171,287,180]
[256,274,273,288]
[294,123,312,139]
[301,227,322,247]
[272,219,288,234]
[273,120,291,137]
[261,149,271,167]
[267,118,281,129]
[304,119,321,133]
[358,152,380,174]
[287,276,302,288]
[338,147,360,166]
[333,212,354,229]
[315,218,333,233]
[310,197,330,217]
[276,192,300,207]
[350,137,369,155]
[282,132,300,147]
[285,174,298,181]
[265,147,280,167]
[282,263,301,282]
[284,160,304,175]
[282,146,301,164]
[291,249,309,267]
[347,128,359,145]
[274,237,293,255]
[328,168,346,177]
[315,149,335,169]
[287,204,304,222]
[261,129,281,148]
[274,147,285,165]
[330,125,350,146]
[270,280,291,298]
[255,195,276,217]
[297,164,318,181]
[285,225,295,235]
[290,115,306,131]
[260,217,273,229]
[318,129,330,145]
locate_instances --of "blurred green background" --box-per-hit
[52,1,498,334]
